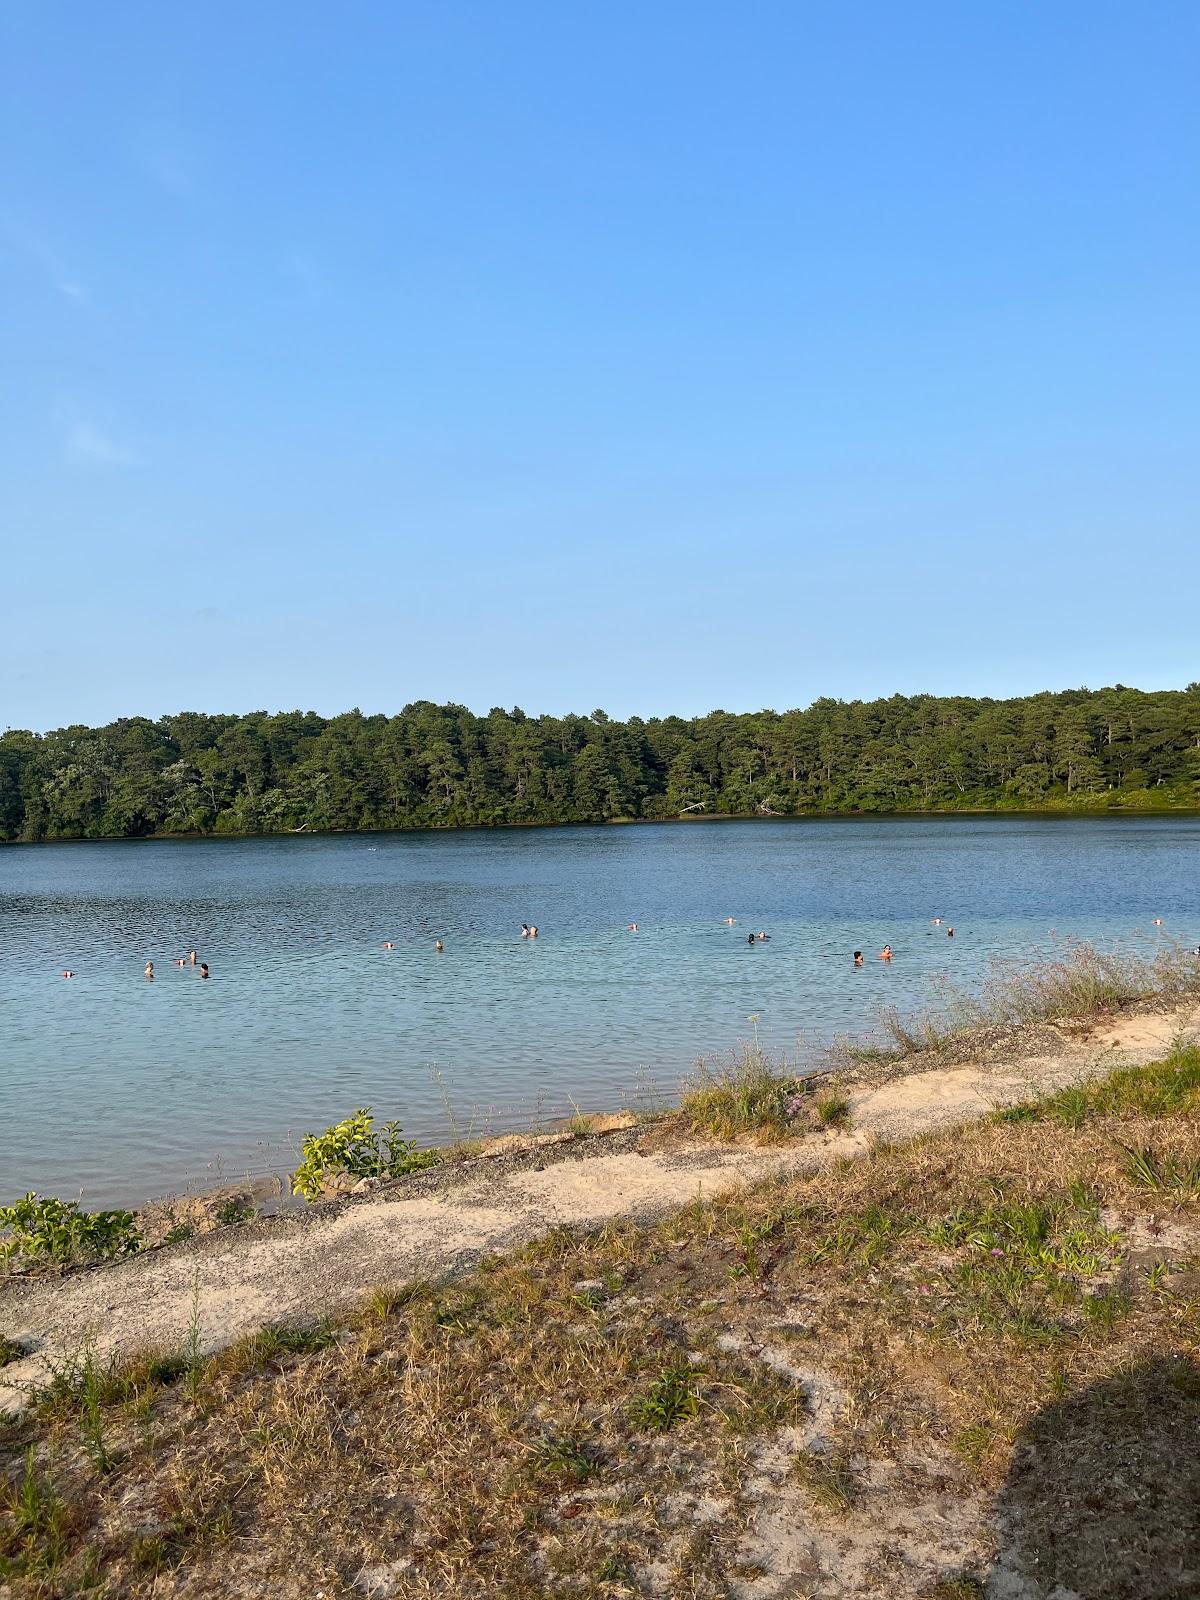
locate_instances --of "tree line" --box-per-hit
[1,684,1198,842]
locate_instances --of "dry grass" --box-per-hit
[2,1049,1198,1598]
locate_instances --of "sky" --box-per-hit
[2,2,1198,732]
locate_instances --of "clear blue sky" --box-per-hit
[3,3,1197,731]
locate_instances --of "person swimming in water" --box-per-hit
[529,925,538,938]
[200,962,210,978]
[748,933,758,944]
[435,939,444,952]
[946,927,954,937]
[627,922,639,931]
[144,961,154,979]
[62,970,74,979]
[383,942,394,950]
[520,924,530,938]
[724,917,736,925]
[188,950,198,965]
[853,950,864,967]
[879,945,892,961]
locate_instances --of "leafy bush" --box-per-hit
[0,1194,140,1269]
[292,1108,440,1201]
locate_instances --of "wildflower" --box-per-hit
[990,1247,1004,1257]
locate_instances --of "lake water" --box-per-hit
[2,817,1198,1209]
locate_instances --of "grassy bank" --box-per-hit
[834,941,1200,1068]
[3,1044,1198,1598]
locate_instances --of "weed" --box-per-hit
[679,1045,800,1140]
[596,1551,632,1582]
[214,1195,256,1226]
[0,1336,25,1368]
[0,1447,70,1573]
[815,1091,851,1129]
[1118,1142,1200,1196]
[161,1222,194,1246]
[529,1431,598,1485]
[362,1283,407,1323]
[629,1362,702,1431]
[1083,1288,1132,1330]
[210,1320,338,1377]
[789,1447,856,1512]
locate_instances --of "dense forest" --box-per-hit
[1,685,1198,842]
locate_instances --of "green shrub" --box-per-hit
[292,1108,440,1201]
[0,1194,140,1269]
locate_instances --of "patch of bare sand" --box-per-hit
[2,1004,1194,1414]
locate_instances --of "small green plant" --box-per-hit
[0,1446,70,1574]
[629,1361,702,1431]
[161,1222,194,1246]
[292,1108,441,1200]
[1083,1288,1131,1330]
[815,1091,851,1129]
[0,1335,25,1367]
[214,1195,256,1226]
[529,1431,598,1484]
[77,1354,114,1474]
[596,1552,632,1583]
[1118,1142,1200,1196]
[0,1193,140,1269]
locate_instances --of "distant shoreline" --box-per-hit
[3,802,1200,848]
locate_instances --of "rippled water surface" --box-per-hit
[3,817,1198,1207]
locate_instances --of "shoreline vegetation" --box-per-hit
[2,684,1199,843]
[1,958,1197,1595]
[4,944,1198,1273]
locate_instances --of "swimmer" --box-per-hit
[1152,918,1164,926]
[879,946,892,961]
[144,961,155,979]
[724,917,736,925]
[932,918,942,926]
[946,927,954,938]
[200,962,210,978]
[748,933,756,944]
[853,951,863,967]
[627,922,639,931]
[758,931,770,941]
[530,925,539,938]
[520,923,530,938]
[175,957,186,966]
[435,939,444,953]
[62,970,74,979]
[383,942,394,950]
[188,950,198,965]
